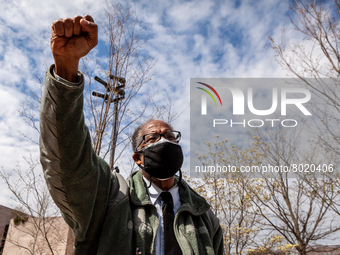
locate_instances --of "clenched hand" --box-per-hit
[51,15,98,82]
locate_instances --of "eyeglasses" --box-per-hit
[135,131,181,152]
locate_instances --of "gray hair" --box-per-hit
[131,119,173,152]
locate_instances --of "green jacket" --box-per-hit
[39,65,223,255]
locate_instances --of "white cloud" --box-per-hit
[167,0,214,31]
[0,0,109,207]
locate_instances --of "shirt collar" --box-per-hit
[143,176,180,206]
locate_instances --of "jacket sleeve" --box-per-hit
[205,209,224,255]
[213,225,224,255]
[39,65,112,243]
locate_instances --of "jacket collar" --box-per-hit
[129,170,151,206]
[129,171,210,215]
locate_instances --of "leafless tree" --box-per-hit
[81,2,156,170]
[270,0,340,157]
[249,125,340,255]
[0,153,70,255]
[269,0,340,222]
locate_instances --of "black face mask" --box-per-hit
[138,139,183,180]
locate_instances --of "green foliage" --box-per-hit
[187,137,266,254]
[13,216,28,226]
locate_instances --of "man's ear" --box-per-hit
[132,152,143,165]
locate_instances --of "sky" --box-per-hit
[0,0,303,208]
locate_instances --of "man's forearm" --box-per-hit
[54,57,79,82]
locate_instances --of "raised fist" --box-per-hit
[50,15,98,82]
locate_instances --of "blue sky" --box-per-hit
[0,0,302,208]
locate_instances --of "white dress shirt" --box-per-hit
[143,177,182,255]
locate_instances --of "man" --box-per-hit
[40,15,223,255]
